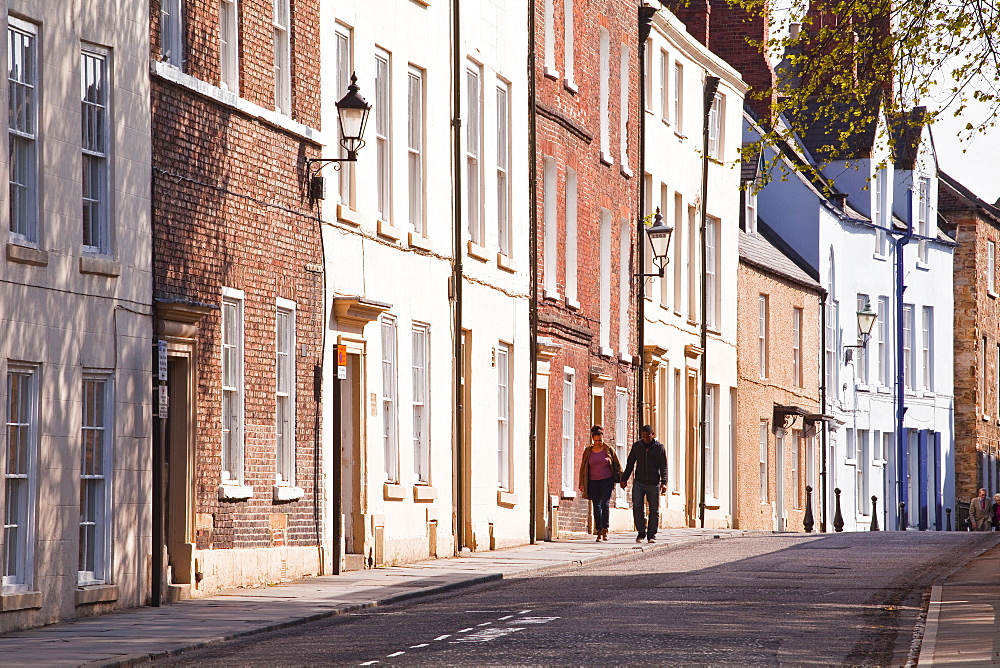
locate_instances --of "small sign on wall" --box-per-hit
[158,340,168,382]
[158,385,169,419]
[337,344,347,380]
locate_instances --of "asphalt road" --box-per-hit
[148,532,994,666]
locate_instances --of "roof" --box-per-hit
[793,91,883,162]
[739,228,824,293]
[889,107,927,170]
[938,170,1000,225]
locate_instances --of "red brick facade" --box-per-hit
[150,0,323,566]
[535,0,641,533]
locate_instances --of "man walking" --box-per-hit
[969,488,993,531]
[620,425,667,543]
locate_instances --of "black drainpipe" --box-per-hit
[819,292,828,532]
[698,75,720,528]
[451,0,466,552]
[527,0,540,544]
[636,5,657,431]
[893,193,914,529]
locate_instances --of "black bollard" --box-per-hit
[898,502,906,531]
[833,488,844,532]
[946,507,952,531]
[804,485,814,533]
[870,496,880,531]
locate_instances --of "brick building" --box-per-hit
[0,0,152,631]
[533,0,642,535]
[736,230,823,531]
[939,172,1000,511]
[150,0,325,596]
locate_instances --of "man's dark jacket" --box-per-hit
[622,438,667,486]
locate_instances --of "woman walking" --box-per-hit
[578,425,622,541]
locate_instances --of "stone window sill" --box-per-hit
[560,488,577,500]
[218,484,253,502]
[497,253,517,273]
[273,485,305,502]
[80,256,121,277]
[377,219,401,241]
[563,79,578,94]
[76,584,118,606]
[0,590,42,612]
[497,490,518,507]
[409,233,432,251]
[543,289,561,302]
[566,297,580,310]
[337,203,363,227]
[384,483,406,501]
[7,243,48,266]
[413,485,438,502]
[467,241,490,262]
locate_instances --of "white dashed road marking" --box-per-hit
[434,634,451,641]
[448,627,526,643]
[409,643,429,648]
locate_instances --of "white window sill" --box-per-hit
[983,414,991,422]
[563,79,578,94]
[497,490,518,507]
[566,297,580,310]
[600,151,614,167]
[989,291,998,300]
[916,260,930,271]
[599,346,615,358]
[674,131,687,140]
[922,390,936,398]
[543,288,562,302]
[273,485,305,502]
[218,484,253,502]
[544,66,560,80]
[497,253,517,273]
[377,219,401,241]
[413,485,438,502]
[855,382,871,392]
[80,255,121,277]
[873,253,888,262]
[876,386,892,394]
[560,488,577,499]
[618,351,632,363]
[661,117,670,127]
[337,203,363,227]
[614,498,630,509]
[620,165,633,178]
[384,482,406,501]
[467,240,490,262]
[409,232,432,251]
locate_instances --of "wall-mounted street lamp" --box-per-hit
[844,299,878,363]
[306,72,372,201]
[637,207,674,278]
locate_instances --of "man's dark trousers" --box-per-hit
[632,482,660,539]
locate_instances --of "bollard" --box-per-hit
[898,502,906,531]
[833,488,844,532]
[946,507,952,531]
[803,485,814,533]
[870,496,880,531]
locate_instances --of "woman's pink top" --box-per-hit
[589,448,612,481]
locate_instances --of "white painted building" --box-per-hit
[748,110,955,532]
[319,0,530,569]
[641,9,747,529]
[0,1,151,630]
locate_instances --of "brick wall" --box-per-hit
[535,0,642,533]
[151,0,323,552]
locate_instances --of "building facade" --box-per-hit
[533,0,641,536]
[151,0,326,596]
[939,172,1000,517]
[641,7,746,530]
[319,0,531,568]
[0,1,152,629]
[735,231,822,531]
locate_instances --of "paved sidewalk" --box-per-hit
[0,528,744,666]
[919,537,1000,666]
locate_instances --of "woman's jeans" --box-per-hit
[588,477,614,531]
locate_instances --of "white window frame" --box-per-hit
[561,369,576,493]
[599,210,612,353]
[791,430,801,509]
[903,304,914,390]
[272,0,291,114]
[857,429,870,514]
[408,67,425,235]
[497,342,512,490]
[4,365,38,593]
[543,0,557,78]
[275,299,296,486]
[618,218,630,355]
[619,43,631,173]
[659,183,670,307]
[758,294,768,379]
[598,28,611,163]
[565,168,578,304]
[335,26,354,206]
[615,387,628,502]
[673,194,684,313]
[375,50,392,222]
[673,62,683,135]
[745,186,757,236]
[542,157,558,297]
[82,47,110,255]
[759,421,768,503]
[922,306,933,392]
[643,39,653,112]
[8,19,38,244]
[989,241,997,295]
[705,217,718,329]
[221,288,246,485]
[659,49,669,123]
[496,81,511,256]
[792,307,803,387]
[412,323,430,483]
[466,62,483,245]
[563,0,575,89]
[80,374,113,585]
[705,385,717,498]
[856,294,870,384]
[917,177,931,262]
[161,0,184,67]
[877,296,890,386]
[219,0,239,93]
[382,315,399,483]
[707,92,723,160]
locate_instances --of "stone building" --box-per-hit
[735,230,823,531]
[533,0,642,536]
[150,0,325,596]
[0,1,152,630]
[939,171,1000,513]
